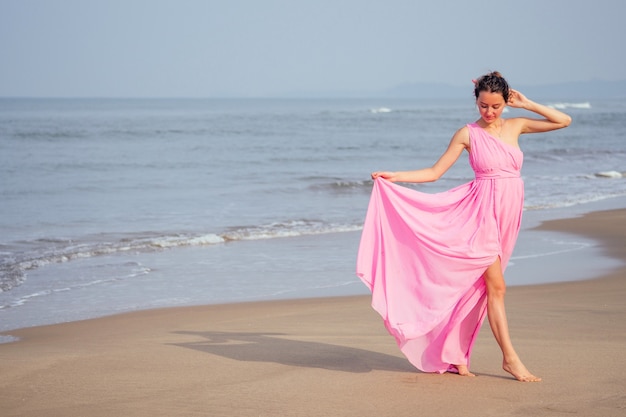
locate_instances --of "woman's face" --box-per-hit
[476,91,506,123]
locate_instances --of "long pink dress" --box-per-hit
[356,122,524,373]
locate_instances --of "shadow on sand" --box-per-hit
[169,330,415,374]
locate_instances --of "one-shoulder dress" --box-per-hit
[356,122,524,373]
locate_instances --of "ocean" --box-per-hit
[1,97,625,336]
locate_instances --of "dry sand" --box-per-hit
[1,209,625,417]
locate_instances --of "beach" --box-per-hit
[1,208,624,417]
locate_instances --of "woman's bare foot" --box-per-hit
[451,364,475,377]
[503,359,541,382]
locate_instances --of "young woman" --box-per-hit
[357,72,571,382]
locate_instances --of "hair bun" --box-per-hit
[474,71,509,101]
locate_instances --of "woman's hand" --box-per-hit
[507,89,531,109]
[371,171,396,181]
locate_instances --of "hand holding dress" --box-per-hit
[356,122,524,373]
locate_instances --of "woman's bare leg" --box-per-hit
[484,258,541,382]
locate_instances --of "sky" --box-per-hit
[1,0,625,97]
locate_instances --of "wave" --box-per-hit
[510,240,591,261]
[547,102,592,109]
[308,179,373,193]
[591,170,624,178]
[0,220,363,293]
[12,129,90,141]
[524,190,626,210]
[369,107,392,114]
[222,220,361,241]
[306,177,474,194]
[0,263,151,310]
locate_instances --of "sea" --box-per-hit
[1,97,625,338]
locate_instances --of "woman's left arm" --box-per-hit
[508,89,572,134]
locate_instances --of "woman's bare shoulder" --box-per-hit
[452,125,471,147]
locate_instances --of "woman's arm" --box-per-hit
[371,126,469,183]
[507,89,572,134]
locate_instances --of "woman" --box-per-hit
[357,72,571,382]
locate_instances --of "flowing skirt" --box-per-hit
[356,178,523,372]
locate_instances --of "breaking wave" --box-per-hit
[0,220,362,293]
[547,102,592,109]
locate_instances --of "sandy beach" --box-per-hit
[1,209,625,417]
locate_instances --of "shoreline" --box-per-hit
[1,209,625,416]
[2,198,625,336]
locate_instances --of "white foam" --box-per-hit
[595,170,623,178]
[547,102,591,109]
[511,240,591,261]
[150,233,224,248]
[223,221,362,241]
[0,335,19,344]
[1,265,152,311]
[370,107,392,113]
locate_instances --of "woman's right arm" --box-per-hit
[371,126,469,183]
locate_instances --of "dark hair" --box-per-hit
[474,71,510,102]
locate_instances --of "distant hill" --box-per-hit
[383,79,626,100]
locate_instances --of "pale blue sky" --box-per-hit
[1,0,624,97]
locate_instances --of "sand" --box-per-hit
[1,209,625,417]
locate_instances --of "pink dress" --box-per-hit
[356,122,524,373]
